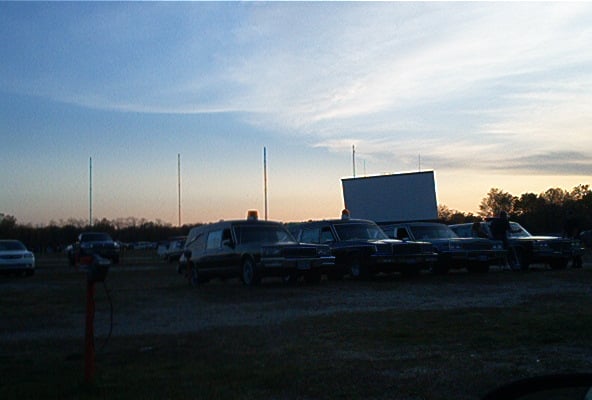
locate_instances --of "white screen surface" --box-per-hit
[341,171,438,223]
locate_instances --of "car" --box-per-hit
[67,232,120,266]
[380,222,504,274]
[182,215,335,286]
[450,220,577,270]
[290,218,437,279]
[162,236,186,262]
[0,240,35,276]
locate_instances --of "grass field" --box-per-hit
[1,252,591,399]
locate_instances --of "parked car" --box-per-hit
[380,222,504,274]
[182,216,335,286]
[450,220,577,270]
[0,240,35,276]
[162,236,186,262]
[67,232,120,265]
[290,218,436,279]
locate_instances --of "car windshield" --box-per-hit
[333,222,388,241]
[235,225,294,244]
[409,225,458,240]
[0,241,26,251]
[81,233,112,242]
[508,222,532,237]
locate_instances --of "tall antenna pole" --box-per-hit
[89,157,93,226]
[263,147,268,220]
[177,153,181,227]
[352,145,356,178]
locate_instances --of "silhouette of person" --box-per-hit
[564,210,583,268]
[490,211,516,269]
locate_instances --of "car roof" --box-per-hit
[381,221,446,227]
[295,218,377,226]
[198,219,285,230]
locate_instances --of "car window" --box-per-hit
[451,225,471,237]
[409,225,457,240]
[300,227,320,243]
[0,241,26,251]
[396,228,409,240]
[320,227,335,243]
[509,222,531,237]
[191,233,206,253]
[234,225,293,244]
[333,222,388,241]
[206,230,223,250]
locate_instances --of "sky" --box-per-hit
[1,2,592,226]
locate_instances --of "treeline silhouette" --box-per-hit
[2,184,591,252]
[0,216,200,254]
[438,185,592,235]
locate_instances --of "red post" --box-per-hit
[84,281,96,384]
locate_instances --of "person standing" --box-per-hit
[564,210,583,268]
[490,211,515,269]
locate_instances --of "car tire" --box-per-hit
[283,272,298,285]
[186,262,204,287]
[241,257,261,286]
[348,257,366,279]
[511,247,530,271]
[431,263,450,274]
[467,262,489,273]
[327,271,344,281]
[304,269,321,284]
[550,259,568,270]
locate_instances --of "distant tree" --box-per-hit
[438,205,479,224]
[478,188,516,217]
[0,214,17,237]
[541,188,569,205]
[569,184,591,201]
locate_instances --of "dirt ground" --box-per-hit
[2,254,591,341]
[1,254,592,399]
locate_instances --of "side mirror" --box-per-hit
[222,239,235,249]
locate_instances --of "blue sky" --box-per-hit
[1,2,591,226]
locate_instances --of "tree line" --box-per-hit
[438,184,592,235]
[0,215,195,254]
[1,184,590,252]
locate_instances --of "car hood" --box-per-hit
[513,236,568,241]
[0,250,34,257]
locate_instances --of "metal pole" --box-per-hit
[89,157,93,227]
[352,145,356,178]
[178,153,181,227]
[263,147,268,221]
[84,281,96,384]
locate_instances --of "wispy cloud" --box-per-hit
[2,2,591,177]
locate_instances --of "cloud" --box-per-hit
[3,2,592,178]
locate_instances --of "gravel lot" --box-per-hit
[2,258,591,343]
